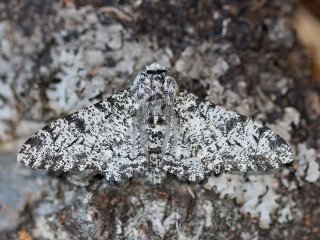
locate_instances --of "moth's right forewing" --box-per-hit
[18,90,147,181]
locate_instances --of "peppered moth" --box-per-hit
[18,63,294,183]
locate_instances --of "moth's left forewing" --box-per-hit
[163,91,294,182]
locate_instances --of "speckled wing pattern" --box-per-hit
[17,90,147,181]
[162,92,294,181]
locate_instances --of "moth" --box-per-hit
[18,63,294,183]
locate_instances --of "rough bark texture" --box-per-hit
[0,0,320,239]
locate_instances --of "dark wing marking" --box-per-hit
[162,91,294,182]
[17,90,147,181]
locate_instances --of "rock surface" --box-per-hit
[0,0,319,239]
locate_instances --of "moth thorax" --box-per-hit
[139,100,173,118]
[131,69,178,109]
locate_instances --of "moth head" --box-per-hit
[131,63,178,105]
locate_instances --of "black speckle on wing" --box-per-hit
[73,117,86,133]
[75,152,88,160]
[63,113,87,133]
[208,102,216,109]
[186,97,203,112]
[274,135,287,147]
[257,126,269,137]
[268,134,288,151]
[225,117,238,132]
[64,114,74,122]
[42,124,55,133]
[25,136,43,148]
[237,114,247,123]
[44,153,63,163]
[94,101,108,112]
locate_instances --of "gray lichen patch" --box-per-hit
[296,143,320,183]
